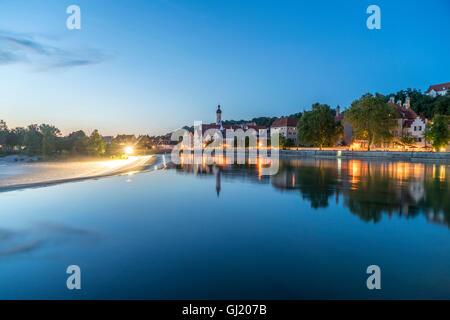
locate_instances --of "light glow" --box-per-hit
[125,146,134,155]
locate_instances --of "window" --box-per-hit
[419,126,422,131]
[413,126,416,131]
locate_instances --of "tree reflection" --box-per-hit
[273,161,339,209]
[343,172,421,223]
[173,157,449,228]
[420,165,450,225]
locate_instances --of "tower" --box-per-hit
[405,96,411,109]
[216,104,222,125]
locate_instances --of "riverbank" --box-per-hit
[0,155,158,191]
[279,150,450,162]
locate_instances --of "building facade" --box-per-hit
[201,105,268,144]
[389,96,428,148]
[335,106,352,146]
[426,82,450,98]
[270,117,300,145]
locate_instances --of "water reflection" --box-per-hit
[175,158,450,228]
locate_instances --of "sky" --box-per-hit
[0,0,449,136]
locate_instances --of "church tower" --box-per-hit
[216,104,222,125]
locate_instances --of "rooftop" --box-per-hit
[426,82,450,93]
[271,117,299,128]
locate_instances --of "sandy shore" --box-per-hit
[0,155,157,190]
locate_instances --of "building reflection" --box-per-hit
[174,157,450,228]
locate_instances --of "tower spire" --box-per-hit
[216,104,222,125]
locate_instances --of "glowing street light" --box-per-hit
[125,146,134,155]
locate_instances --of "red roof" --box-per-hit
[222,125,242,131]
[201,124,221,134]
[247,125,267,130]
[394,104,417,120]
[202,123,266,134]
[403,119,415,128]
[426,82,450,93]
[271,117,299,128]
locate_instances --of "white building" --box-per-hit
[426,82,450,98]
[270,117,300,145]
[389,96,428,148]
[202,105,268,142]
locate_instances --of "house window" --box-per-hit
[413,126,417,131]
[418,138,422,142]
[419,126,422,131]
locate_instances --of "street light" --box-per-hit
[125,146,134,155]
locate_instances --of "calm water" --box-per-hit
[0,157,449,299]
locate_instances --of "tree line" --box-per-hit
[222,112,303,128]
[295,92,450,151]
[0,121,107,157]
[385,88,450,120]
[0,121,156,158]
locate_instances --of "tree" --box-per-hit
[137,135,152,150]
[285,138,295,148]
[385,88,450,119]
[278,134,287,149]
[0,120,8,150]
[111,134,137,154]
[87,130,106,156]
[68,130,89,155]
[346,93,398,151]
[7,127,26,150]
[395,129,415,150]
[40,124,61,156]
[23,124,43,156]
[297,103,342,150]
[424,114,450,152]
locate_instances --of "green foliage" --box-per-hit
[182,126,194,133]
[40,124,61,156]
[278,134,287,149]
[297,103,342,150]
[0,120,7,131]
[137,135,152,150]
[287,112,303,119]
[346,93,398,151]
[7,127,26,150]
[68,130,89,155]
[23,124,43,156]
[285,138,295,148]
[110,134,137,154]
[386,88,450,119]
[0,120,9,149]
[424,114,450,151]
[251,117,278,127]
[222,114,301,128]
[1,121,38,154]
[292,165,338,209]
[88,130,106,156]
[395,129,416,148]
[0,119,115,158]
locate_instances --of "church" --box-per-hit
[201,105,268,138]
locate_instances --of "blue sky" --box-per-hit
[0,0,449,135]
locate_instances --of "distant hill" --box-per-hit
[222,113,303,127]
